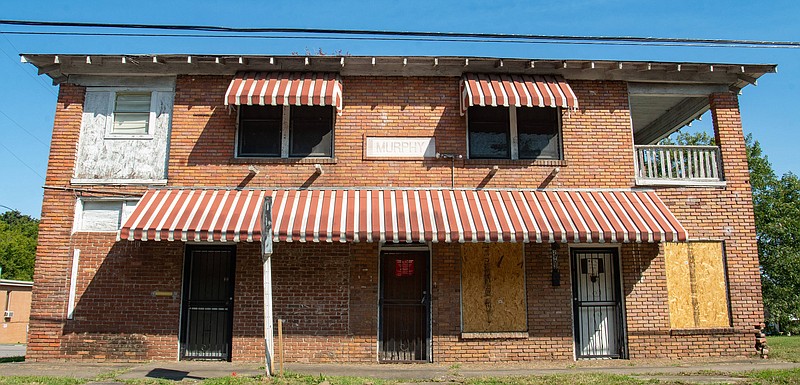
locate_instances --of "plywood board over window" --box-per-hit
[664,242,730,329]
[461,243,527,332]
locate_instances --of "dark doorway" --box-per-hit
[571,248,625,359]
[180,246,236,361]
[379,248,430,362]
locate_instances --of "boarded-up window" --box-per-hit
[461,243,527,332]
[664,242,730,329]
[76,199,139,232]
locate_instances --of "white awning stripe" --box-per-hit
[120,188,687,244]
[460,73,578,115]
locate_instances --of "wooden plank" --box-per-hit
[664,242,694,329]
[690,242,730,327]
[461,243,526,332]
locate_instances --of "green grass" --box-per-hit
[0,377,86,385]
[465,373,665,385]
[768,336,800,363]
[741,368,800,385]
[0,357,24,363]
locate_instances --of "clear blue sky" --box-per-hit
[1,0,798,217]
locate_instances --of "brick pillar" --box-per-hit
[709,92,764,335]
[27,84,85,360]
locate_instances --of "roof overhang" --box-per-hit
[21,54,776,92]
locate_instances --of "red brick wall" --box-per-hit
[28,75,760,362]
[166,76,634,189]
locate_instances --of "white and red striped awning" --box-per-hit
[119,188,686,244]
[224,72,343,114]
[460,73,578,115]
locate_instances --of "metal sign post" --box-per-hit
[260,196,274,377]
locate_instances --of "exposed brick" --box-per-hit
[27,77,761,362]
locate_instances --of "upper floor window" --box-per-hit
[467,106,561,160]
[237,105,334,158]
[109,92,155,137]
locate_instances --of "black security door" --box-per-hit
[379,250,430,362]
[180,246,236,360]
[571,248,625,359]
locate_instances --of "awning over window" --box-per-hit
[460,73,578,115]
[224,72,343,113]
[120,188,686,244]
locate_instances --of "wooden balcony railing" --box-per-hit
[634,145,725,186]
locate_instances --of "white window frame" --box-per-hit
[466,106,563,160]
[101,88,165,140]
[235,105,335,159]
[72,197,140,233]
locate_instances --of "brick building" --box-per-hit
[22,54,773,364]
[1,279,33,344]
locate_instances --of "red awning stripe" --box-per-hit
[224,72,343,114]
[460,73,578,115]
[120,188,688,244]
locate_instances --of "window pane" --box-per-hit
[518,107,560,159]
[238,106,282,157]
[112,92,152,135]
[113,112,150,134]
[115,93,151,113]
[468,107,510,159]
[290,106,333,157]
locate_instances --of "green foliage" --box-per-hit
[0,210,38,281]
[746,134,800,331]
[662,131,800,330]
[658,130,715,146]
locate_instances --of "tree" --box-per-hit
[747,135,800,331]
[667,129,800,330]
[0,210,38,281]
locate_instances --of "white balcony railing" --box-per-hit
[634,145,725,186]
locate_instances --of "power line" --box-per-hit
[0,141,45,181]
[0,109,49,146]
[0,30,796,50]
[0,33,58,96]
[0,19,798,49]
[0,32,58,92]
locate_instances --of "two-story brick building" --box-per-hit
[22,54,773,364]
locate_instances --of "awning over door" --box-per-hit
[460,73,578,115]
[224,72,343,113]
[120,188,686,244]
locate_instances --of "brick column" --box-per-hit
[709,92,764,334]
[27,84,85,360]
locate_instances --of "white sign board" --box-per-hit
[365,137,436,159]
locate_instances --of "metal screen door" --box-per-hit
[379,250,430,362]
[180,246,236,360]
[571,248,625,359]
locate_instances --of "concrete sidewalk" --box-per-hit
[0,344,25,358]
[0,358,798,382]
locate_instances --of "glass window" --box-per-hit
[289,106,333,157]
[517,107,561,159]
[112,92,151,135]
[467,107,510,159]
[238,106,282,157]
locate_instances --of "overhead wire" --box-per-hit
[0,34,58,96]
[0,19,798,49]
[0,141,45,180]
[0,30,797,49]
